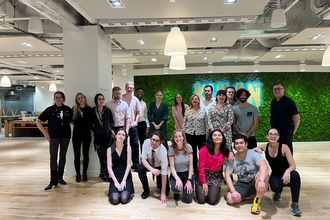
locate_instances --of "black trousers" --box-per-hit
[72,133,91,175]
[137,164,170,195]
[137,121,147,152]
[185,133,206,170]
[269,171,301,203]
[278,128,294,154]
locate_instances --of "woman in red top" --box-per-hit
[195,129,234,204]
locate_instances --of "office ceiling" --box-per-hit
[0,0,330,87]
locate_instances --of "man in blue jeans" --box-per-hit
[122,82,141,171]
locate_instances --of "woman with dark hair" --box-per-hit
[254,128,302,216]
[36,91,73,190]
[72,92,92,182]
[208,90,234,152]
[91,93,114,182]
[182,94,208,170]
[172,93,189,130]
[168,129,194,203]
[195,129,234,205]
[107,128,134,205]
[148,90,169,148]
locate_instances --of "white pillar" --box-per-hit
[63,25,112,177]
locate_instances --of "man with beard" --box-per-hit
[232,88,259,149]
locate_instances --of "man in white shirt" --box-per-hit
[122,82,140,170]
[137,131,170,204]
[105,86,130,135]
[135,87,149,151]
[200,85,216,113]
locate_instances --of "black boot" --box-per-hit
[45,170,58,190]
[57,167,66,185]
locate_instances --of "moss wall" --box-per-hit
[135,72,330,142]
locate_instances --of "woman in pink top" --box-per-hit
[172,94,189,129]
[195,129,234,205]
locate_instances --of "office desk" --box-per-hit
[5,120,48,137]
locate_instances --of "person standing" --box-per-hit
[208,90,234,152]
[271,83,300,153]
[233,88,259,149]
[107,129,134,205]
[168,130,194,203]
[226,86,240,107]
[36,91,73,190]
[137,131,170,204]
[254,128,302,216]
[91,93,114,182]
[72,92,92,182]
[172,93,189,130]
[135,88,149,152]
[122,82,140,171]
[105,86,130,135]
[225,134,269,215]
[148,90,169,149]
[200,85,216,112]
[182,95,208,170]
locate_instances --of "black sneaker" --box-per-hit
[174,193,181,201]
[273,192,282,201]
[291,202,302,216]
[82,174,88,182]
[75,175,81,182]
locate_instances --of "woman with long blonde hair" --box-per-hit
[168,129,194,203]
[72,92,92,182]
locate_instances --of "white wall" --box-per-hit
[35,84,65,111]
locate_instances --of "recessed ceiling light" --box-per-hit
[274,55,284,59]
[136,39,146,45]
[19,42,34,48]
[309,34,326,40]
[209,37,219,43]
[224,0,238,4]
[17,60,27,64]
[33,76,39,79]
[52,70,61,73]
[107,0,125,8]
[151,58,157,62]
[203,57,208,60]
[169,0,176,2]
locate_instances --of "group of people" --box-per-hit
[35,82,302,216]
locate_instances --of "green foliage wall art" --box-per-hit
[135,72,330,142]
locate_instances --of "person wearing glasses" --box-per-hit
[253,128,302,216]
[91,93,114,182]
[36,91,73,190]
[271,83,300,153]
[137,130,170,204]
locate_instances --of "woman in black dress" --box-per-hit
[107,128,134,204]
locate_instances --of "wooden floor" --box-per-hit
[0,139,329,220]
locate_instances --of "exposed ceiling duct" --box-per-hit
[18,0,87,27]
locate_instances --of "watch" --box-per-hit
[259,179,265,182]
[187,178,192,181]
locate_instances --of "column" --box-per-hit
[63,24,112,177]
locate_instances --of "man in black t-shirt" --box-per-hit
[270,83,300,153]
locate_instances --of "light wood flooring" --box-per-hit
[0,139,329,220]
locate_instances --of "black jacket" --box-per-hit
[91,106,114,146]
